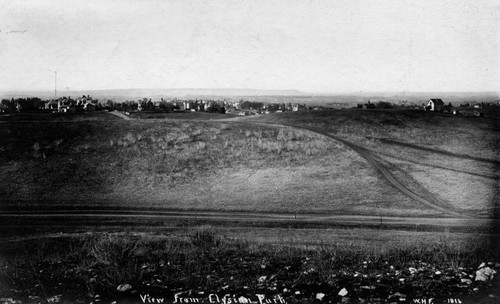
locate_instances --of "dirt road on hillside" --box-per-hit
[109,110,133,120]
[260,123,474,218]
[105,113,475,218]
[0,210,496,234]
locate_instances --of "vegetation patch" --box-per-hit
[0,231,498,303]
[0,119,430,215]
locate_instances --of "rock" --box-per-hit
[409,267,417,274]
[475,267,497,282]
[0,299,22,304]
[116,284,132,292]
[435,271,442,275]
[258,276,267,283]
[461,278,472,285]
[47,295,62,303]
[316,293,325,301]
[294,291,301,295]
[478,262,486,269]
[338,288,348,297]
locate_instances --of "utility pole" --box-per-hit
[54,71,57,98]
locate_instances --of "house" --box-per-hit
[0,103,7,113]
[84,102,96,112]
[362,101,376,109]
[426,99,444,111]
[45,100,59,111]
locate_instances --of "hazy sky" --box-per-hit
[0,0,499,93]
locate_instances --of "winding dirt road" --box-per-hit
[0,210,496,231]
[260,122,474,218]
[105,112,477,218]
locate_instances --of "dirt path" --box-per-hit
[108,110,133,120]
[0,210,495,232]
[377,138,500,165]
[101,113,476,218]
[261,122,474,218]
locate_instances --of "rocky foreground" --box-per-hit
[1,252,498,304]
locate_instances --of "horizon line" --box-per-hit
[1,88,499,95]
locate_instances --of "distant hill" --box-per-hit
[0,88,308,100]
[1,89,497,105]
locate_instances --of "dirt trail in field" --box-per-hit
[261,122,474,218]
[0,210,495,232]
[109,110,133,120]
[376,138,500,165]
[106,113,475,218]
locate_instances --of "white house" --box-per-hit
[426,99,444,111]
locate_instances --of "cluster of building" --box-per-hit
[44,95,99,112]
[355,98,499,117]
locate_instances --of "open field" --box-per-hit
[129,111,235,120]
[0,112,121,122]
[253,109,500,160]
[0,114,433,216]
[1,109,499,303]
[252,109,500,217]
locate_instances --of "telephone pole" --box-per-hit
[54,71,57,98]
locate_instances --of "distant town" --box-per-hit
[1,94,499,117]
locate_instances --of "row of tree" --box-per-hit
[2,98,44,112]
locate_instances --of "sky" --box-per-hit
[0,0,499,93]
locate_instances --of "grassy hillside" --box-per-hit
[2,109,497,216]
[0,114,432,215]
[253,110,500,217]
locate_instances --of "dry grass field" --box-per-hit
[1,110,499,303]
[252,109,500,217]
[0,115,430,216]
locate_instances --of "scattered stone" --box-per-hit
[295,291,301,295]
[360,286,375,290]
[461,278,472,285]
[0,299,22,304]
[478,262,486,269]
[258,276,267,283]
[408,267,417,275]
[338,288,348,297]
[47,295,62,303]
[116,284,132,292]
[475,267,497,282]
[316,293,325,301]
